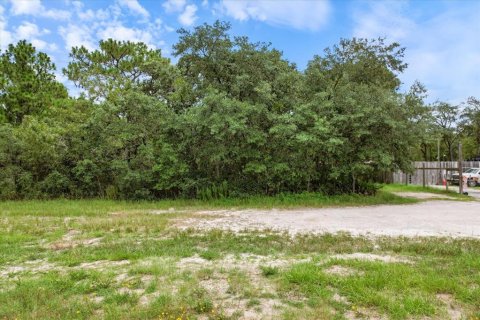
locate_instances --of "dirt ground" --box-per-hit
[176,200,480,238]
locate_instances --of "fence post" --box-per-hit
[458,143,463,194]
[437,139,441,184]
[422,163,426,187]
[446,162,449,191]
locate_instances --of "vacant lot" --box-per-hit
[177,200,480,237]
[1,188,479,319]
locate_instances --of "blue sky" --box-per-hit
[0,0,479,103]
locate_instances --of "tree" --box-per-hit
[403,82,436,161]
[64,39,177,103]
[0,40,68,125]
[303,38,414,192]
[432,102,459,161]
[173,21,302,112]
[304,38,407,97]
[459,97,480,158]
[77,91,185,199]
[173,21,233,94]
[0,26,463,199]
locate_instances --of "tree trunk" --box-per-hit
[352,173,356,193]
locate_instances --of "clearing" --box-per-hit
[0,186,479,320]
[176,200,480,237]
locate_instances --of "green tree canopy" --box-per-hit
[0,40,68,125]
[0,21,477,200]
[173,21,302,112]
[64,39,176,103]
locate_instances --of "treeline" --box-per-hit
[0,21,477,200]
[414,98,480,162]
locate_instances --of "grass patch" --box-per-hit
[281,255,480,319]
[260,265,279,277]
[382,184,472,200]
[0,190,417,217]
[0,200,479,319]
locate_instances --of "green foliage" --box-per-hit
[40,171,70,198]
[73,159,101,197]
[64,39,176,102]
[433,101,460,161]
[173,20,301,111]
[0,22,477,199]
[460,97,480,159]
[0,40,68,125]
[197,181,229,200]
[260,265,279,277]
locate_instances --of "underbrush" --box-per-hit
[0,190,417,217]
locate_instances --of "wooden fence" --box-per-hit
[392,161,480,185]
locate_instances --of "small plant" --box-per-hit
[196,268,214,280]
[199,249,220,261]
[246,298,261,307]
[260,265,279,277]
[194,298,213,313]
[197,181,230,200]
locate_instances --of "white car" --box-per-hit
[463,168,480,187]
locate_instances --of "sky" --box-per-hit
[0,0,479,103]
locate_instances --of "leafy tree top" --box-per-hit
[0,40,67,125]
[64,39,174,102]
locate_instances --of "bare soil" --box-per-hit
[176,200,480,237]
[391,192,456,199]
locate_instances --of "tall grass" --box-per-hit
[0,191,417,216]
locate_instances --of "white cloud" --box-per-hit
[178,4,198,27]
[16,22,42,39]
[118,0,149,17]
[59,24,96,51]
[352,2,480,103]
[7,21,55,51]
[71,1,83,11]
[353,2,414,42]
[0,5,13,50]
[9,0,43,15]
[9,0,71,20]
[75,7,110,21]
[0,25,13,50]
[221,0,331,31]
[163,0,186,13]
[97,23,154,46]
[30,38,47,50]
[71,1,118,21]
[58,1,170,52]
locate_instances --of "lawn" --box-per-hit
[0,189,479,319]
[381,184,472,200]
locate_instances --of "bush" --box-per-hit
[0,167,17,200]
[73,159,100,197]
[40,171,70,198]
[356,181,381,195]
[196,181,229,200]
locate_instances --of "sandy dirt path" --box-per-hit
[178,200,480,238]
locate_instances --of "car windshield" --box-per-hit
[464,168,475,173]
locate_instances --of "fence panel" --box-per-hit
[392,161,480,185]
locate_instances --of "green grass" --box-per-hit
[0,196,479,319]
[4,182,473,219]
[280,254,480,319]
[0,190,418,217]
[382,184,472,200]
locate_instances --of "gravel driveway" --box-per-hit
[179,200,480,238]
